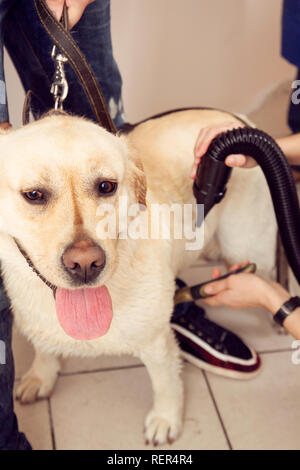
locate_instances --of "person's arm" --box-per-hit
[203,264,300,339]
[191,123,300,178]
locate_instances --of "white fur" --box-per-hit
[0,110,277,445]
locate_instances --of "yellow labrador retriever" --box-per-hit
[0,109,277,445]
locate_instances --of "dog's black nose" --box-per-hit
[62,240,106,284]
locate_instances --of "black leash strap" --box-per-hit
[34,0,117,134]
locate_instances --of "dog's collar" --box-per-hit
[14,238,57,294]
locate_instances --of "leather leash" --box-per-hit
[34,0,117,134]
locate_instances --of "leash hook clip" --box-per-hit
[50,44,69,110]
[50,3,69,110]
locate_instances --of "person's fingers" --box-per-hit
[197,127,223,157]
[241,260,250,267]
[203,290,234,307]
[66,4,85,28]
[227,261,249,271]
[66,0,95,28]
[212,267,222,279]
[46,1,95,28]
[203,296,223,307]
[193,128,205,156]
[225,154,247,167]
[194,122,238,158]
[193,128,212,160]
[46,0,64,20]
[191,132,206,177]
[190,169,195,179]
[228,264,239,272]
[190,162,199,179]
[225,154,257,168]
[203,277,228,296]
[192,122,244,179]
[191,128,221,179]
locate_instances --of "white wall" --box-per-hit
[5,0,295,127]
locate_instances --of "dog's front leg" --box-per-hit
[140,329,183,446]
[16,349,60,404]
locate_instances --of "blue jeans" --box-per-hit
[0,305,32,450]
[0,0,124,450]
[1,0,124,127]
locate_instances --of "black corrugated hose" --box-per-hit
[193,127,300,284]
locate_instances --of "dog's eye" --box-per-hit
[98,181,117,195]
[23,190,45,204]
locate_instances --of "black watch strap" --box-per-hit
[273,296,300,326]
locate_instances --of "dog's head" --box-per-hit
[0,114,147,339]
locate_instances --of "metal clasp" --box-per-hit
[50,45,69,110]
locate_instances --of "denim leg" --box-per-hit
[3,0,124,128]
[0,0,17,123]
[0,1,32,450]
[0,301,32,450]
[69,0,125,128]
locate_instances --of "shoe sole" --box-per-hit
[180,350,262,380]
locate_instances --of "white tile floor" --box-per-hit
[12,82,300,450]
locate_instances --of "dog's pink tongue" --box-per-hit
[55,286,113,340]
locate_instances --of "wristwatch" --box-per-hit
[273,296,300,326]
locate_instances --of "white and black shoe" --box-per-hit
[171,279,261,380]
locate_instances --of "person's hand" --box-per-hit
[202,262,290,313]
[46,0,95,29]
[191,122,257,179]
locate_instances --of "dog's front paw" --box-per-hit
[16,370,57,404]
[144,409,182,446]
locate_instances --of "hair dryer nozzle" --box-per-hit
[193,153,232,218]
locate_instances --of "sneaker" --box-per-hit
[171,278,261,380]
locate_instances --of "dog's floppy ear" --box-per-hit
[128,152,147,207]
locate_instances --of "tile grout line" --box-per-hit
[47,398,57,451]
[202,370,233,450]
[14,363,145,382]
[59,363,145,377]
[257,347,293,355]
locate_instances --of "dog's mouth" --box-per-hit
[14,239,113,341]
